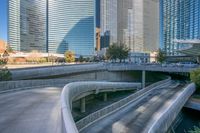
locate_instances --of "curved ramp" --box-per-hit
[0,86,63,133]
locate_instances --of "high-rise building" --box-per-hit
[122,0,160,52]
[48,0,95,56]
[8,0,96,56]
[8,0,47,52]
[100,0,118,48]
[161,0,200,55]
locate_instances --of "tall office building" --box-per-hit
[161,0,200,55]
[100,0,118,48]
[117,0,159,52]
[8,0,47,52]
[48,0,95,55]
[8,0,95,56]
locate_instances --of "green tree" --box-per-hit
[156,49,166,63]
[190,68,200,91]
[65,51,75,63]
[0,58,12,81]
[106,43,130,62]
[78,55,84,62]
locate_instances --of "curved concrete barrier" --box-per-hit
[61,82,142,133]
[61,78,171,133]
[143,83,196,133]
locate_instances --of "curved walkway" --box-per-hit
[0,86,63,133]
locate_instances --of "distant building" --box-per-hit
[100,0,159,52]
[100,0,118,48]
[0,40,7,52]
[8,0,95,56]
[96,28,101,51]
[160,0,200,55]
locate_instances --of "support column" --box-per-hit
[103,93,107,102]
[142,70,146,88]
[80,97,86,113]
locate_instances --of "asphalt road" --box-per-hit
[0,86,63,133]
[81,81,183,133]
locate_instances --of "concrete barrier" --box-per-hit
[184,98,200,111]
[61,78,171,133]
[143,83,196,133]
[76,77,171,131]
[61,82,143,133]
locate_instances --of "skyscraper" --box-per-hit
[119,0,160,52]
[48,0,95,55]
[100,0,118,48]
[8,0,96,56]
[161,0,200,55]
[8,0,47,52]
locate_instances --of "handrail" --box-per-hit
[61,78,171,133]
[61,82,141,133]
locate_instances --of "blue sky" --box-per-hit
[0,0,7,41]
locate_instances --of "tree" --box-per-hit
[106,43,130,62]
[190,68,200,91]
[0,58,11,81]
[65,51,75,63]
[78,55,84,62]
[156,49,166,63]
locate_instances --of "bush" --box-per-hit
[188,125,200,133]
[0,67,12,81]
[190,68,200,91]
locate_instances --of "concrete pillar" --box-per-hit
[80,97,86,113]
[142,70,146,88]
[103,93,108,102]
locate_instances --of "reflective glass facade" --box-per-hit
[161,0,200,55]
[8,0,47,52]
[48,0,95,55]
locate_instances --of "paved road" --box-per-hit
[0,86,63,133]
[81,81,184,133]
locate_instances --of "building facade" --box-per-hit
[100,0,159,53]
[8,0,96,56]
[161,0,200,55]
[48,0,95,56]
[8,0,47,53]
[100,0,118,48]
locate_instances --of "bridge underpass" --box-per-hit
[80,81,189,133]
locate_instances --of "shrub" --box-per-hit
[188,125,200,133]
[190,68,200,91]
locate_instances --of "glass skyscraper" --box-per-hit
[48,0,95,55]
[161,0,200,55]
[8,0,95,56]
[8,0,47,52]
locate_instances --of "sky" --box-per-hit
[0,0,100,42]
[0,0,7,41]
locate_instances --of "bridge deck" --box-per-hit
[0,87,63,133]
[80,81,184,133]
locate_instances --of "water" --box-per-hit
[175,108,200,133]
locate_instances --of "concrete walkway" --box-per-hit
[80,82,183,133]
[0,86,63,133]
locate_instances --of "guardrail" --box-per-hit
[61,82,142,133]
[61,78,171,133]
[143,83,196,133]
